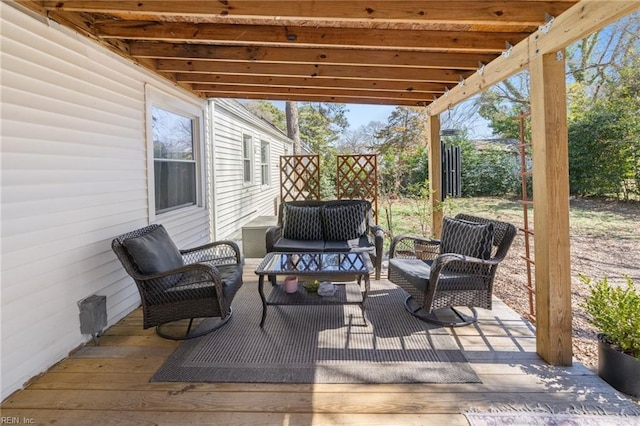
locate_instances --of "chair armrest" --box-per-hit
[370,225,385,247]
[265,225,282,253]
[389,234,440,259]
[430,253,499,281]
[129,262,226,298]
[181,240,242,265]
[368,225,386,279]
[433,253,499,268]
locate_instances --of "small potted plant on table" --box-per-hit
[580,274,640,397]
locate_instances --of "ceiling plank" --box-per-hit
[44,1,578,26]
[95,21,529,52]
[429,0,640,115]
[158,60,470,83]
[174,73,449,94]
[129,42,497,70]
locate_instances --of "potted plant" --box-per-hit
[580,274,640,397]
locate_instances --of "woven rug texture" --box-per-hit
[465,412,640,426]
[151,279,480,384]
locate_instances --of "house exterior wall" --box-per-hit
[0,4,210,400]
[210,99,292,240]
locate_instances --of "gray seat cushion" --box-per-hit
[390,257,487,294]
[389,258,433,292]
[273,238,325,252]
[324,236,374,255]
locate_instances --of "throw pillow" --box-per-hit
[440,217,494,260]
[322,203,367,241]
[122,225,184,285]
[282,204,323,241]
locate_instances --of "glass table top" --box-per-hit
[255,252,374,275]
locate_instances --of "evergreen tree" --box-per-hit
[244,100,286,132]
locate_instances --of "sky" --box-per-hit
[344,104,396,129]
[268,100,393,130]
[265,100,493,138]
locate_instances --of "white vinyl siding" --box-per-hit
[1,4,210,400]
[210,99,293,240]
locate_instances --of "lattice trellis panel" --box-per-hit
[336,154,378,223]
[280,155,321,201]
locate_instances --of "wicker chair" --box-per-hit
[388,214,516,326]
[112,224,243,339]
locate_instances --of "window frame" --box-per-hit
[145,86,206,221]
[242,132,254,184]
[260,140,270,186]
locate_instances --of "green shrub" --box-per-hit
[580,275,640,359]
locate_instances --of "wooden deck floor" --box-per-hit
[3,260,639,425]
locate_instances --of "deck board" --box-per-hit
[2,260,638,424]
[0,410,470,426]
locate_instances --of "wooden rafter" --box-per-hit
[129,43,497,70]
[156,60,469,83]
[42,1,578,27]
[175,74,447,94]
[192,85,432,101]
[198,92,429,107]
[95,22,528,53]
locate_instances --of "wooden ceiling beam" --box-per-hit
[174,73,449,94]
[95,22,528,52]
[130,42,497,70]
[192,84,434,100]
[429,0,640,115]
[158,60,469,83]
[197,91,429,107]
[44,1,577,26]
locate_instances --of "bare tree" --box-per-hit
[285,101,301,154]
[336,120,385,154]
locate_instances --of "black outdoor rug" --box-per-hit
[151,279,481,384]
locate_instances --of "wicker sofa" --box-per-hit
[265,199,384,279]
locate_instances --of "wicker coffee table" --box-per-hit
[254,252,374,327]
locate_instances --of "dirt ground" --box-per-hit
[491,197,640,369]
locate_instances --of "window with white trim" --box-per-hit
[260,141,270,185]
[152,106,197,213]
[146,87,204,217]
[243,134,253,183]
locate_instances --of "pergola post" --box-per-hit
[530,50,572,366]
[428,115,442,238]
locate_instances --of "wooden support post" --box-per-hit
[530,50,572,366]
[428,115,442,238]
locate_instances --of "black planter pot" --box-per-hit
[597,334,640,398]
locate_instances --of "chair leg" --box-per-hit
[155,308,233,340]
[403,296,478,327]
